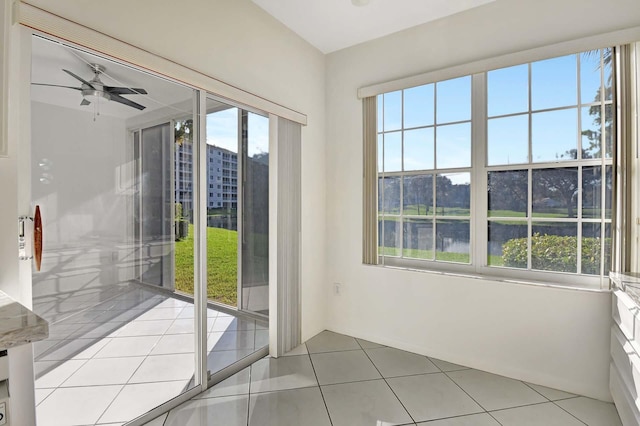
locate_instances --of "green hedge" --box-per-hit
[502,233,610,274]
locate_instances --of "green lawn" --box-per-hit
[175,225,238,306]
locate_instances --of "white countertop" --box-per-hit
[0,290,48,350]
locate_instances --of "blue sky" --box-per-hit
[378,49,611,176]
[206,108,269,157]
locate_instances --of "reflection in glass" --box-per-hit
[379,219,401,257]
[384,91,402,131]
[241,112,269,315]
[436,123,471,169]
[435,220,470,262]
[403,219,434,259]
[605,165,612,219]
[581,105,601,159]
[378,176,401,214]
[531,222,577,272]
[581,222,611,275]
[488,170,528,217]
[383,132,402,172]
[532,108,578,162]
[580,50,602,104]
[488,115,529,165]
[436,173,470,216]
[488,64,528,117]
[532,167,578,218]
[404,84,434,128]
[403,175,433,216]
[582,166,602,218]
[605,104,613,158]
[531,54,577,110]
[488,221,528,267]
[377,134,383,172]
[404,128,434,171]
[436,76,471,124]
[377,94,383,133]
[604,48,613,101]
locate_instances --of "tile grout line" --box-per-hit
[306,344,335,426]
[549,399,590,426]
[440,369,505,426]
[356,340,417,425]
[520,381,588,425]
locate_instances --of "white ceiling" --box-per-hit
[251,0,496,53]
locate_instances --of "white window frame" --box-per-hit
[376,49,616,289]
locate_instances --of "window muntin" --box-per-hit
[378,76,472,265]
[377,48,614,283]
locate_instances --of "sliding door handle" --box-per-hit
[34,205,43,271]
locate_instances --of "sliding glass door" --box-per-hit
[240,111,270,315]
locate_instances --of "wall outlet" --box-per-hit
[0,401,6,426]
[334,282,342,295]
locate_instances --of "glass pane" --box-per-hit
[379,218,401,256]
[604,104,613,159]
[379,176,401,214]
[403,218,434,259]
[377,134,383,172]
[580,50,602,104]
[140,124,173,287]
[384,131,402,172]
[532,167,578,218]
[404,84,434,128]
[403,175,433,216]
[605,165,613,219]
[531,223,578,273]
[377,94,383,133]
[206,105,239,306]
[604,48,613,101]
[384,91,402,131]
[488,115,529,165]
[435,220,470,263]
[582,166,602,218]
[488,63,528,117]
[404,128,434,171]
[531,54,577,110]
[581,105,601,159]
[532,108,578,162]
[488,221,528,268]
[241,112,269,315]
[436,76,471,124]
[581,222,611,275]
[435,173,470,216]
[436,123,471,168]
[488,170,528,217]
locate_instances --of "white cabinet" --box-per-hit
[611,288,640,426]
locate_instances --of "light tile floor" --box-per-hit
[32,283,267,426]
[145,330,622,426]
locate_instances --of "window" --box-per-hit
[375,48,614,284]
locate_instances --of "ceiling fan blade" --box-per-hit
[63,69,95,88]
[109,93,146,110]
[32,83,82,90]
[104,86,148,95]
[80,99,91,106]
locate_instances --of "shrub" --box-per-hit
[502,233,610,274]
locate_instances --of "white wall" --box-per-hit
[20,0,327,337]
[325,0,640,401]
[30,101,133,301]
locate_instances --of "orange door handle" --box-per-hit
[34,205,42,271]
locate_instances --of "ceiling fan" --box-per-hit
[32,63,148,110]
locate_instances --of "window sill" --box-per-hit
[368,259,611,293]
